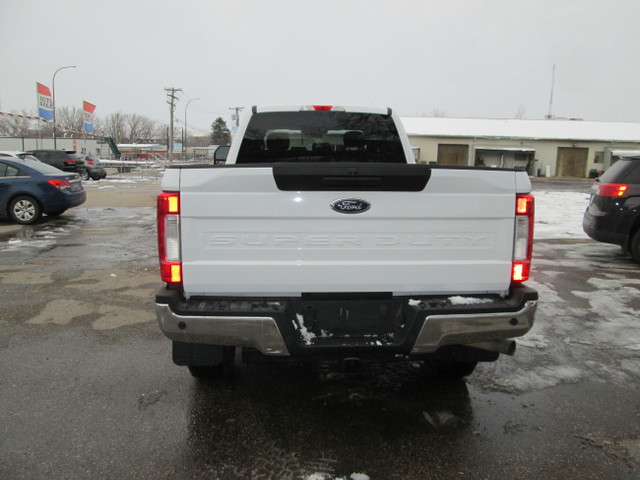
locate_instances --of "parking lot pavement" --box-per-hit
[80,175,160,207]
[0,223,21,236]
[1,176,639,479]
[0,175,159,235]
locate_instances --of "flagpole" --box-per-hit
[82,101,85,150]
[35,84,40,149]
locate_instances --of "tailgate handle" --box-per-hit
[273,163,431,191]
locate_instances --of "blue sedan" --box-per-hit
[0,157,86,224]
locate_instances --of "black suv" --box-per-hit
[25,150,87,179]
[583,156,640,263]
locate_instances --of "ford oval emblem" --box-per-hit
[330,198,371,214]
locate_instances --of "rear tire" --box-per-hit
[423,359,478,379]
[9,196,42,224]
[630,229,640,264]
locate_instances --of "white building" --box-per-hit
[0,136,104,156]
[402,117,640,177]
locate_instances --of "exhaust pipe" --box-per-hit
[466,339,516,356]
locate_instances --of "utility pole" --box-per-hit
[165,87,182,162]
[546,64,556,120]
[229,106,244,127]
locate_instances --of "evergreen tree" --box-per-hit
[211,117,231,145]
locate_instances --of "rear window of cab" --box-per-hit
[236,111,404,164]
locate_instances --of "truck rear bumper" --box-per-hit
[156,304,291,355]
[410,300,537,354]
[155,286,537,358]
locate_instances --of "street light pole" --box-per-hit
[184,97,199,153]
[52,65,77,149]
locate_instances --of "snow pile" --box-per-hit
[294,313,316,345]
[306,474,369,480]
[448,296,494,305]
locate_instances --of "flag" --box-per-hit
[37,82,53,120]
[83,101,96,133]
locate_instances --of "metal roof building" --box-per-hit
[401,117,640,177]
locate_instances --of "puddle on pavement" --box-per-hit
[1,214,86,241]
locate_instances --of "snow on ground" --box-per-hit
[474,186,640,395]
[533,189,591,240]
[82,175,160,189]
[306,474,369,480]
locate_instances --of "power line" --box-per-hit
[175,93,229,116]
[176,118,209,134]
[191,104,230,116]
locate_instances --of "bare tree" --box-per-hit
[92,116,104,136]
[515,104,526,119]
[125,113,142,143]
[153,123,169,144]
[56,106,84,133]
[0,106,165,144]
[431,108,446,118]
[96,113,160,143]
[0,110,35,136]
[102,112,127,143]
[126,113,157,143]
[142,117,160,143]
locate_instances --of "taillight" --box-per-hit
[47,179,71,190]
[597,183,628,197]
[157,191,182,284]
[512,194,534,283]
[86,159,95,165]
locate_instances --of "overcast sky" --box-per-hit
[2,0,640,134]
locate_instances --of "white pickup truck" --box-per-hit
[155,105,538,379]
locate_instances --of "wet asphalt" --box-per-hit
[1,177,639,479]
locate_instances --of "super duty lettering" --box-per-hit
[205,233,490,249]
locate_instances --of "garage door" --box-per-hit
[437,144,469,166]
[556,147,588,177]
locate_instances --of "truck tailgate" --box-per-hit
[178,166,522,297]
